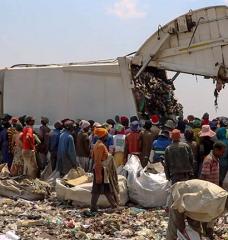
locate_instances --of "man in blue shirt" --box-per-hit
[49,121,63,170]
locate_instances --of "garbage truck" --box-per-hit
[0,5,227,123]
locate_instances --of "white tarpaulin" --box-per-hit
[124,155,170,208]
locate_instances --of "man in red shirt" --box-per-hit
[124,121,141,164]
[201,141,226,186]
[22,116,38,178]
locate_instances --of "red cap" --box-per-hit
[151,115,159,125]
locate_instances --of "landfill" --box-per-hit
[0,194,227,240]
[0,158,227,239]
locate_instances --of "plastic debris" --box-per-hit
[0,193,226,239]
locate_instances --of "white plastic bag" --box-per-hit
[177,225,204,240]
[124,155,169,208]
[56,175,128,207]
[223,172,228,190]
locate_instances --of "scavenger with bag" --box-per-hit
[90,127,119,213]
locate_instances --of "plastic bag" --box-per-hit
[124,155,169,208]
[177,225,203,240]
[223,172,228,191]
[56,175,128,207]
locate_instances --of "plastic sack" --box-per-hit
[0,164,11,178]
[224,172,228,191]
[0,178,50,201]
[124,155,169,208]
[116,165,128,178]
[56,175,128,207]
[177,225,208,240]
[0,231,20,240]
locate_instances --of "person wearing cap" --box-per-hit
[166,179,228,240]
[21,116,38,179]
[76,120,91,172]
[201,141,226,186]
[199,125,217,173]
[113,124,126,167]
[49,121,63,170]
[120,116,130,134]
[38,117,51,171]
[202,112,210,126]
[164,129,194,184]
[91,127,119,212]
[216,127,228,187]
[139,120,158,167]
[10,123,24,176]
[192,118,202,145]
[56,120,79,176]
[130,116,139,123]
[124,121,141,163]
[150,115,160,140]
[164,119,176,132]
[152,130,171,163]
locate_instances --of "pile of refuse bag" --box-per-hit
[123,155,170,208]
[131,65,183,118]
[0,164,51,201]
[55,155,170,209]
[56,168,129,207]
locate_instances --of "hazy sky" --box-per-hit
[0,0,227,118]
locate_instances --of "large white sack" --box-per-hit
[124,155,169,208]
[56,175,128,207]
[224,172,228,191]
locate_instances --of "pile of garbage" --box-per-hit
[0,158,227,239]
[0,194,168,240]
[131,65,183,118]
[0,195,227,240]
[0,164,51,201]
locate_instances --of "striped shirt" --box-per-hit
[201,151,219,185]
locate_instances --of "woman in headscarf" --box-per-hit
[216,127,228,187]
[199,125,216,162]
[90,127,119,212]
[10,123,24,176]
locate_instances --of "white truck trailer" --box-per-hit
[0,5,227,123]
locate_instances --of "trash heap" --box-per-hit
[0,195,227,240]
[0,195,168,240]
[0,157,227,240]
[131,65,183,118]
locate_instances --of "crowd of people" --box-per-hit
[0,112,227,239]
[0,113,227,186]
